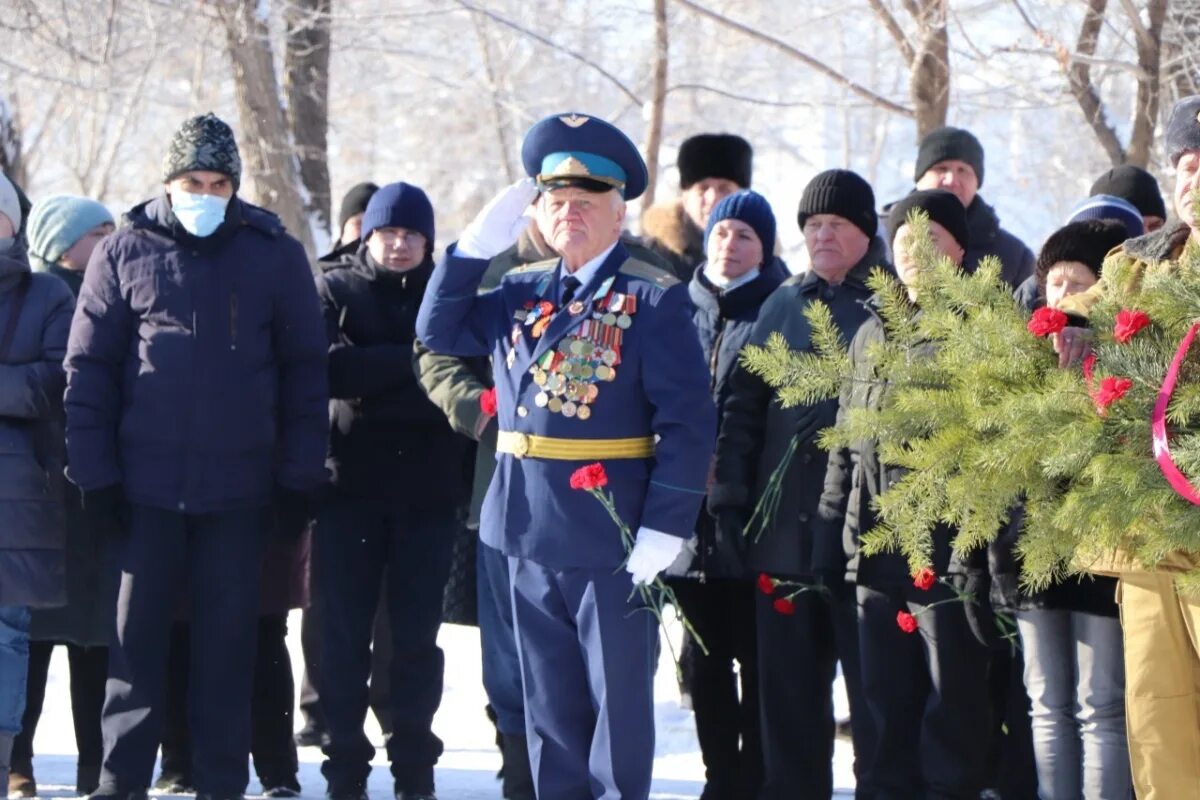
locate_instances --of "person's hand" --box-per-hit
[1051,325,1093,369]
[455,178,539,259]
[273,484,315,540]
[82,483,129,538]
[703,509,748,578]
[953,569,1004,650]
[626,528,687,585]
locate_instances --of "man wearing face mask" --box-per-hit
[63,112,329,800]
[312,182,468,800]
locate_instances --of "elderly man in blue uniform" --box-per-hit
[417,113,715,799]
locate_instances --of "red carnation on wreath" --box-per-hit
[1094,376,1133,411]
[773,597,796,615]
[569,462,609,491]
[912,567,936,591]
[1113,309,1151,343]
[757,573,776,595]
[1027,306,1068,337]
[479,387,498,416]
[896,610,919,634]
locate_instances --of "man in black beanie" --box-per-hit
[1089,165,1166,233]
[318,182,380,265]
[711,168,885,799]
[911,126,1035,290]
[642,133,752,281]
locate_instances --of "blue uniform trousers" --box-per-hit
[478,541,525,735]
[98,504,267,796]
[509,556,656,800]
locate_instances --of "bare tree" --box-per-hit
[284,0,333,244]
[0,96,25,188]
[868,0,951,136]
[642,0,669,208]
[212,0,315,253]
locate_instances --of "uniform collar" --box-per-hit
[561,240,619,290]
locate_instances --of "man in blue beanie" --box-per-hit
[313,182,468,800]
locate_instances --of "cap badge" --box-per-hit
[558,114,590,128]
[551,156,592,177]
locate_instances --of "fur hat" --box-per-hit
[1036,219,1128,286]
[677,134,753,190]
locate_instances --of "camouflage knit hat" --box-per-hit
[162,113,242,189]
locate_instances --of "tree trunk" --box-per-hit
[642,0,669,209]
[213,0,314,254]
[0,96,26,188]
[284,0,332,247]
[1125,0,1167,168]
[910,0,950,136]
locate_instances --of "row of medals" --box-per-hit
[512,290,637,420]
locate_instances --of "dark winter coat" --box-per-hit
[31,262,115,642]
[812,299,986,587]
[319,247,469,508]
[709,238,889,578]
[640,199,706,283]
[0,241,75,608]
[64,194,330,512]
[963,196,1035,290]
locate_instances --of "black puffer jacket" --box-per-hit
[963,196,1035,290]
[813,299,987,587]
[318,248,468,508]
[710,238,889,578]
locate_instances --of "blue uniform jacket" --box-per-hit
[64,195,329,513]
[416,241,716,569]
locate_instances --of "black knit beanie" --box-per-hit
[913,126,984,188]
[1166,95,1200,166]
[1089,165,1166,220]
[678,134,753,189]
[886,189,970,253]
[338,182,380,231]
[1036,219,1128,286]
[796,169,877,239]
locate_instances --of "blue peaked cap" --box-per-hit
[521,112,648,200]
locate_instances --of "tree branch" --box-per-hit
[672,0,913,118]
[1064,0,1126,164]
[867,0,916,65]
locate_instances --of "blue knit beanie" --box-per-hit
[27,195,114,272]
[360,182,434,244]
[705,190,776,258]
[1066,194,1144,238]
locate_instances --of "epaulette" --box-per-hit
[618,257,678,288]
[507,257,558,275]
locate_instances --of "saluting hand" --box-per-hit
[456,177,539,260]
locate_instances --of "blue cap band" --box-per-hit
[538,151,626,188]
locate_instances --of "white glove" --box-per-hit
[626,527,687,586]
[455,178,539,259]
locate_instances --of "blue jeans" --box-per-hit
[477,541,524,735]
[1015,608,1130,799]
[0,605,31,734]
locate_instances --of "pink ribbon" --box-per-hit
[1152,322,1200,505]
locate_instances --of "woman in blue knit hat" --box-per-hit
[7,195,115,800]
[674,189,787,800]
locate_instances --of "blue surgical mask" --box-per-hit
[170,189,229,238]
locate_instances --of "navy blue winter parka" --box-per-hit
[63,194,329,513]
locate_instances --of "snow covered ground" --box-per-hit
[27,612,856,799]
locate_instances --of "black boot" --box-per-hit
[76,762,102,796]
[88,790,149,800]
[500,734,535,800]
[195,793,244,800]
[0,733,13,800]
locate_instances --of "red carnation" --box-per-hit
[912,567,936,591]
[569,462,608,491]
[757,573,776,595]
[1113,309,1151,343]
[896,610,919,634]
[479,387,497,416]
[1027,306,1068,337]
[773,597,796,615]
[1094,376,1133,411]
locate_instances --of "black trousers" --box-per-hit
[312,496,455,794]
[673,578,762,799]
[755,579,875,800]
[856,583,992,800]
[298,581,394,738]
[12,640,107,789]
[97,505,267,796]
[159,614,299,790]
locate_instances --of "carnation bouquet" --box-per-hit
[739,210,1200,592]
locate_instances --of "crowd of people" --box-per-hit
[0,94,1197,800]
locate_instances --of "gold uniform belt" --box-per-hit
[496,431,655,460]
